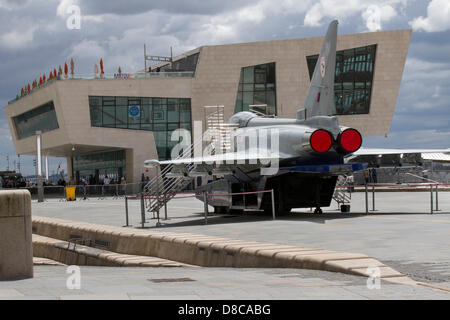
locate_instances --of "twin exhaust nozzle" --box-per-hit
[303,128,362,153]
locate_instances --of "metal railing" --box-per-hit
[336,182,450,215]
[14,182,145,201]
[9,71,195,104]
[125,189,276,228]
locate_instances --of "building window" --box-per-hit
[307,44,377,115]
[88,96,192,160]
[157,52,200,73]
[73,149,125,184]
[13,101,59,139]
[234,62,277,115]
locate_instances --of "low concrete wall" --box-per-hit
[32,216,410,281]
[0,190,33,280]
[33,234,187,267]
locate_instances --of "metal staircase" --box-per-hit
[204,105,235,154]
[142,105,237,218]
[332,175,352,210]
[142,140,199,217]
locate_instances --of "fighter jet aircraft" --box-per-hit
[144,20,448,215]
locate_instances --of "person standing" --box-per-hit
[141,173,146,191]
[371,168,378,184]
[364,169,369,184]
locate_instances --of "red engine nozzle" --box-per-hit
[305,129,333,153]
[338,128,362,153]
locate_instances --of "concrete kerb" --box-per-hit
[33,234,188,267]
[31,216,410,280]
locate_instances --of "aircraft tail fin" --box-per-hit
[298,20,338,120]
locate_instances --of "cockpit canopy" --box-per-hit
[228,111,258,128]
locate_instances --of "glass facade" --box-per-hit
[234,62,276,115]
[157,53,200,73]
[89,96,192,160]
[307,44,377,115]
[73,150,125,183]
[13,101,59,139]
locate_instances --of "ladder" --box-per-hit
[332,175,352,208]
[143,106,237,217]
[204,105,236,154]
[142,139,200,217]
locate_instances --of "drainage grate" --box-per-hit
[94,239,110,248]
[148,278,195,283]
[69,234,82,240]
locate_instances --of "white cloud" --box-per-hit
[70,40,106,59]
[0,25,36,50]
[362,4,397,31]
[56,0,80,18]
[0,0,30,10]
[410,0,450,32]
[303,0,405,30]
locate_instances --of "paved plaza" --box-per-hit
[1,191,449,299]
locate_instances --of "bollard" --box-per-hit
[430,184,433,214]
[124,196,130,227]
[271,189,276,220]
[365,184,368,215]
[140,194,145,228]
[164,193,168,220]
[0,190,33,280]
[203,191,209,225]
[435,185,440,212]
[156,208,161,227]
[371,185,377,211]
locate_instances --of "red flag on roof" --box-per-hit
[64,62,68,78]
[100,58,104,75]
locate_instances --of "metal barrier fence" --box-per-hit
[16,182,146,201]
[124,189,276,228]
[337,183,450,215]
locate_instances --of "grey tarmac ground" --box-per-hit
[2,191,450,300]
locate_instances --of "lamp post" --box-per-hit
[36,131,44,202]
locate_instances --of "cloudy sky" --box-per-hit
[0,0,449,176]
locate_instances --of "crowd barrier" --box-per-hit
[124,189,276,228]
[16,182,147,201]
[336,183,450,214]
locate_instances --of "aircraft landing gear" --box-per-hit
[314,207,323,214]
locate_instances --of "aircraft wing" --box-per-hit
[345,147,450,167]
[145,149,281,167]
[349,147,450,157]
